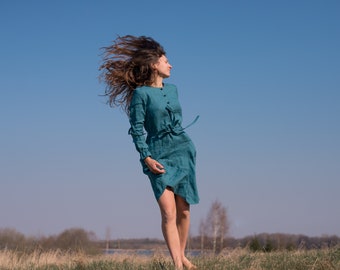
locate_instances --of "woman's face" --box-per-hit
[153,55,172,78]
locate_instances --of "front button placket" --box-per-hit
[161,87,169,105]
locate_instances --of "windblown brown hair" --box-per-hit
[99,35,166,112]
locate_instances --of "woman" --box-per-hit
[100,35,199,270]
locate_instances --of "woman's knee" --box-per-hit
[175,196,190,217]
[158,189,177,223]
[161,206,177,223]
[177,208,190,220]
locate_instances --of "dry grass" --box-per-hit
[0,249,75,269]
[0,247,339,270]
[0,249,172,270]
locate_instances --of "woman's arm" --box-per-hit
[128,92,152,160]
[129,90,165,174]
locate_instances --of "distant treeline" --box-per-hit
[0,228,99,254]
[191,233,340,252]
[0,227,339,254]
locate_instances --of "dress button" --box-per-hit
[167,101,170,104]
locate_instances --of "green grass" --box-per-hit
[0,247,339,270]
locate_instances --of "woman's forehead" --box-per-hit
[159,55,168,61]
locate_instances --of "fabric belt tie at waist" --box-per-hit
[155,115,200,139]
[184,115,200,130]
[128,113,200,139]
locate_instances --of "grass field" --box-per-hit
[0,247,339,270]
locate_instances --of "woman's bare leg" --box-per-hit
[158,188,183,269]
[175,195,197,269]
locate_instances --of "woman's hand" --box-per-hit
[144,157,166,174]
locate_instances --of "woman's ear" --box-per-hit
[151,62,158,70]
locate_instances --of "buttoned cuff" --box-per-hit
[140,149,152,161]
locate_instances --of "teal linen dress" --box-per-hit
[128,83,199,204]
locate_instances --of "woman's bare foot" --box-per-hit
[183,257,197,269]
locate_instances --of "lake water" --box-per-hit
[104,249,203,257]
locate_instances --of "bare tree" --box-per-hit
[0,228,26,250]
[206,200,229,253]
[199,218,208,252]
[105,227,111,252]
[219,205,229,251]
[55,228,97,252]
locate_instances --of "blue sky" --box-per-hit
[1,0,339,240]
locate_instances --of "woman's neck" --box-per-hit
[151,77,163,88]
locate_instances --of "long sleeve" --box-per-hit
[128,90,152,160]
